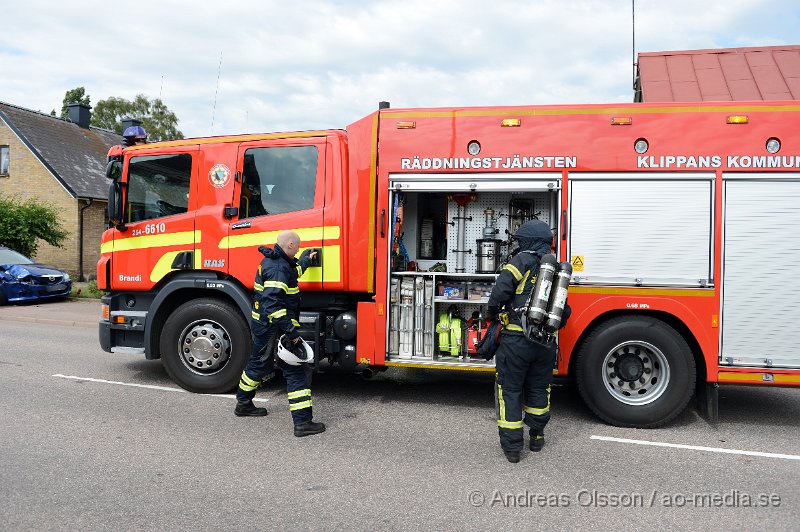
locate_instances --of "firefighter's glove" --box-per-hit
[287,329,302,344]
[486,306,499,322]
[299,248,319,265]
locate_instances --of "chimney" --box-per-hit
[121,117,142,132]
[67,102,91,129]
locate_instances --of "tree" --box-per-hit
[60,87,91,119]
[0,196,68,257]
[92,94,184,142]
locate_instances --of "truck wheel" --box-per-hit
[575,316,695,428]
[160,298,250,393]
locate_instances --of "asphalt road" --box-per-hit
[1,300,799,530]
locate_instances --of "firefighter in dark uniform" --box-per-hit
[486,220,571,463]
[234,230,326,437]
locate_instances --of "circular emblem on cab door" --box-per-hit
[209,163,231,188]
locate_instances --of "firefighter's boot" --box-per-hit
[530,430,545,452]
[294,420,326,437]
[503,449,521,463]
[234,400,268,417]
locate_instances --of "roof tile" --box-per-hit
[666,55,697,82]
[728,78,762,100]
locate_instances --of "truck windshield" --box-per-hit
[126,153,193,223]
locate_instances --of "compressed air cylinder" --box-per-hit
[544,262,573,332]
[526,254,558,325]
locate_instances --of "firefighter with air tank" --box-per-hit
[485,220,572,463]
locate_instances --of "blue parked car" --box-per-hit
[0,246,72,305]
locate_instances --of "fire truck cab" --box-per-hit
[100,101,800,428]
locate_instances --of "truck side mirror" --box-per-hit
[107,180,126,228]
[106,160,122,180]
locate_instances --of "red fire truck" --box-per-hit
[99,100,800,427]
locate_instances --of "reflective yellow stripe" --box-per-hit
[506,324,523,332]
[125,130,331,151]
[240,372,260,388]
[219,226,341,249]
[260,281,299,294]
[367,113,378,293]
[498,383,507,422]
[291,319,300,327]
[523,405,550,415]
[262,281,290,292]
[502,263,523,281]
[287,389,311,400]
[296,265,303,277]
[100,230,200,254]
[251,311,260,320]
[299,245,341,283]
[239,372,260,392]
[525,385,551,415]
[515,269,532,295]
[568,286,715,297]
[388,104,800,119]
[268,309,287,321]
[497,382,523,429]
[238,381,258,392]
[289,400,312,411]
[149,251,183,283]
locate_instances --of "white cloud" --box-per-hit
[2,0,797,137]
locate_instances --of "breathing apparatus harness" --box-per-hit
[517,253,573,346]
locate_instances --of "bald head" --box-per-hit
[277,230,301,258]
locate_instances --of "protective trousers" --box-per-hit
[236,322,277,403]
[283,363,313,426]
[236,322,313,426]
[494,332,556,452]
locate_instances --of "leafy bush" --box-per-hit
[0,196,68,257]
[72,280,104,299]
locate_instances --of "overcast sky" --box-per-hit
[2,1,798,138]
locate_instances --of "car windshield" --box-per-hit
[0,249,34,265]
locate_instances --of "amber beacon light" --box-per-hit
[726,115,749,124]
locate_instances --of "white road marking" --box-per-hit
[52,374,269,402]
[591,435,800,461]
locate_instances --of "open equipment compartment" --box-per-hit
[385,173,561,367]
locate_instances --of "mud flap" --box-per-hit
[696,381,719,426]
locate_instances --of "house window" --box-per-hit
[126,153,193,223]
[0,146,9,176]
[239,146,318,218]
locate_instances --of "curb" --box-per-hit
[0,315,97,329]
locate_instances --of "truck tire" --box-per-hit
[575,316,695,428]
[160,298,250,393]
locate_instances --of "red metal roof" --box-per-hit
[637,45,800,102]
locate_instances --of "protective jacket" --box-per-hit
[251,244,312,334]
[487,221,571,333]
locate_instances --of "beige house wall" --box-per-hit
[81,200,108,280]
[0,119,107,277]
